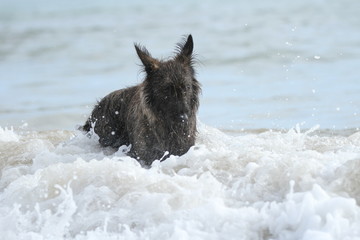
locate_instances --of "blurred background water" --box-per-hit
[1,0,360,132]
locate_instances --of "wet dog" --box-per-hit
[82,35,201,166]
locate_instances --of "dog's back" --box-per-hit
[83,86,139,148]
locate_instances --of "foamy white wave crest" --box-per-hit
[1,123,360,239]
[0,127,19,142]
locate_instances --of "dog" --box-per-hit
[82,35,201,166]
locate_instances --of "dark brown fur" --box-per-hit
[82,35,200,166]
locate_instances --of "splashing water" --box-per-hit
[1,123,360,239]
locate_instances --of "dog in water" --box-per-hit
[82,35,201,166]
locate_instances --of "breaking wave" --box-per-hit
[1,123,360,239]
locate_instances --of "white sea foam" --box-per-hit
[1,123,360,239]
[0,127,19,142]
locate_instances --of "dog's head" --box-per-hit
[135,35,200,123]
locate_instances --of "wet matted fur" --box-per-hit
[82,35,201,166]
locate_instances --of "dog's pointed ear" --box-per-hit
[135,44,159,73]
[181,35,194,57]
[176,34,194,63]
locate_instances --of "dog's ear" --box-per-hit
[176,35,193,63]
[181,35,194,58]
[135,44,159,73]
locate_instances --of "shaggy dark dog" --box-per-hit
[82,35,201,166]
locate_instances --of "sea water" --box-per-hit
[1,0,360,131]
[1,124,360,239]
[1,0,360,239]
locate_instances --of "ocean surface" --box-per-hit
[1,0,360,239]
